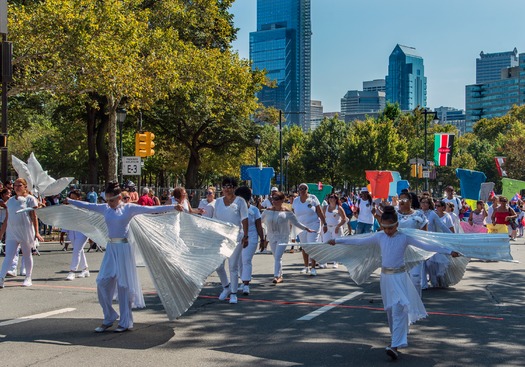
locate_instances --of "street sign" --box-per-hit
[422,170,430,178]
[122,156,141,176]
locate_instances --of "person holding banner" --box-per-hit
[489,196,517,236]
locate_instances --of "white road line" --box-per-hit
[297,291,364,321]
[35,340,72,345]
[0,308,76,327]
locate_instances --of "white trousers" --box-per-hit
[237,237,258,282]
[216,234,243,290]
[268,235,288,277]
[0,240,33,278]
[408,263,423,297]
[70,238,88,271]
[97,276,132,328]
[386,303,409,348]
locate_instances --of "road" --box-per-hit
[0,237,524,367]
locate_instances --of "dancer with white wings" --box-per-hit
[34,182,239,333]
[302,205,513,360]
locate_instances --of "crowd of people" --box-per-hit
[0,177,513,360]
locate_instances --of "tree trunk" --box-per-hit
[185,148,201,189]
[106,96,118,183]
[96,111,109,182]
[86,102,98,184]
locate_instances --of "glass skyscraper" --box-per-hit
[385,44,427,111]
[476,48,518,84]
[250,0,311,130]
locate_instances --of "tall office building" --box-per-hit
[340,90,385,122]
[309,100,324,130]
[434,106,467,135]
[476,48,518,84]
[466,53,525,131]
[250,0,311,130]
[363,79,386,92]
[385,44,427,110]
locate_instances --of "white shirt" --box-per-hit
[292,194,321,228]
[262,210,308,241]
[357,198,375,225]
[213,196,249,227]
[5,194,39,241]
[443,197,461,216]
[246,205,261,239]
[198,198,215,218]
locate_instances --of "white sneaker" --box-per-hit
[78,269,90,278]
[66,272,75,281]
[218,286,230,301]
[300,267,309,274]
[20,269,26,276]
[242,284,250,295]
[332,262,339,269]
[319,263,328,269]
[229,294,238,304]
[0,277,4,288]
[310,268,317,276]
[22,277,32,287]
[6,270,16,278]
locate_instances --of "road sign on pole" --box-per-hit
[122,156,141,176]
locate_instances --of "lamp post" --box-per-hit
[422,108,439,191]
[254,134,261,167]
[116,108,127,185]
[284,152,290,194]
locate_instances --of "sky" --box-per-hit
[229,0,525,112]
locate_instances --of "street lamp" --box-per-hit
[254,134,261,166]
[116,108,127,185]
[284,152,290,193]
[422,108,439,191]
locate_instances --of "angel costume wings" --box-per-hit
[35,205,239,320]
[11,152,74,197]
[299,228,515,285]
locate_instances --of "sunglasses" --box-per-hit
[123,196,131,200]
[329,196,337,199]
[222,184,234,189]
[206,191,213,195]
[298,187,307,191]
[399,198,410,203]
[435,204,442,207]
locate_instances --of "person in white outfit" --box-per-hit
[198,187,216,218]
[328,206,460,360]
[212,177,249,304]
[66,182,179,333]
[321,193,348,268]
[262,190,314,284]
[292,183,327,276]
[64,190,90,281]
[0,178,44,288]
[234,186,264,295]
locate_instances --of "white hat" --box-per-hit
[271,186,278,192]
[361,187,369,193]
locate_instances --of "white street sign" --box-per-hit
[422,170,430,178]
[122,156,141,176]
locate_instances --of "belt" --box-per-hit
[381,265,406,274]
[109,238,128,243]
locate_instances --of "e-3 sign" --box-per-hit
[122,156,141,176]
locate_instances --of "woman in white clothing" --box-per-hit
[329,206,460,360]
[262,191,314,284]
[322,194,347,268]
[198,187,216,218]
[172,187,204,214]
[292,183,327,276]
[435,200,455,232]
[0,178,44,288]
[234,186,264,295]
[212,177,249,304]
[67,182,179,333]
[65,189,90,281]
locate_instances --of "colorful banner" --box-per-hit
[501,178,525,200]
[494,157,507,177]
[434,133,454,166]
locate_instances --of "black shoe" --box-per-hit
[386,347,398,360]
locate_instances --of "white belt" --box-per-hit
[381,266,406,274]
[109,238,128,243]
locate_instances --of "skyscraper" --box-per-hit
[250,0,311,130]
[476,48,518,84]
[385,44,427,110]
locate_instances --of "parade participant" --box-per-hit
[435,200,455,233]
[461,200,488,233]
[322,193,348,268]
[198,187,216,218]
[0,178,44,288]
[66,182,180,332]
[64,189,90,281]
[445,202,462,233]
[442,186,462,216]
[292,183,327,276]
[234,186,264,295]
[328,206,461,360]
[171,186,204,214]
[490,196,517,236]
[262,190,314,284]
[212,177,249,304]
[355,187,376,234]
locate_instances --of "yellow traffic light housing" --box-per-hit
[135,132,155,157]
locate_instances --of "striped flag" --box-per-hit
[434,133,455,166]
[494,157,507,177]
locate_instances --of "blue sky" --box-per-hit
[230,0,525,112]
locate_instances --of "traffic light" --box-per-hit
[135,132,155,157]
[418,164,423,178]
[410,164,417,177]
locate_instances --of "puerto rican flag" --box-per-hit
[494,157,507,177]
[434,133,455,166]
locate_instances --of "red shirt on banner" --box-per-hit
[365,170,394,199]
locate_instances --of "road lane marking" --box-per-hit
[35,340,72,345]
[0,308,76,327]
[297,291,364,321]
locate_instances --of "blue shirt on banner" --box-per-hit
[456,168,487,200]
[247,167,275,196]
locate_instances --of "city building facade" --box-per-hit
[434,106,467,135]
[249,0,311,130]
[309,100,324,130]
[385,44,427,110]
[476,48,518,84]
[341,90,385,122]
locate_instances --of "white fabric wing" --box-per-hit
[11,155,33,191]
[130,212,239,320]
[40,177,75,197]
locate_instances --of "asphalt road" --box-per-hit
[0,237,524,367]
